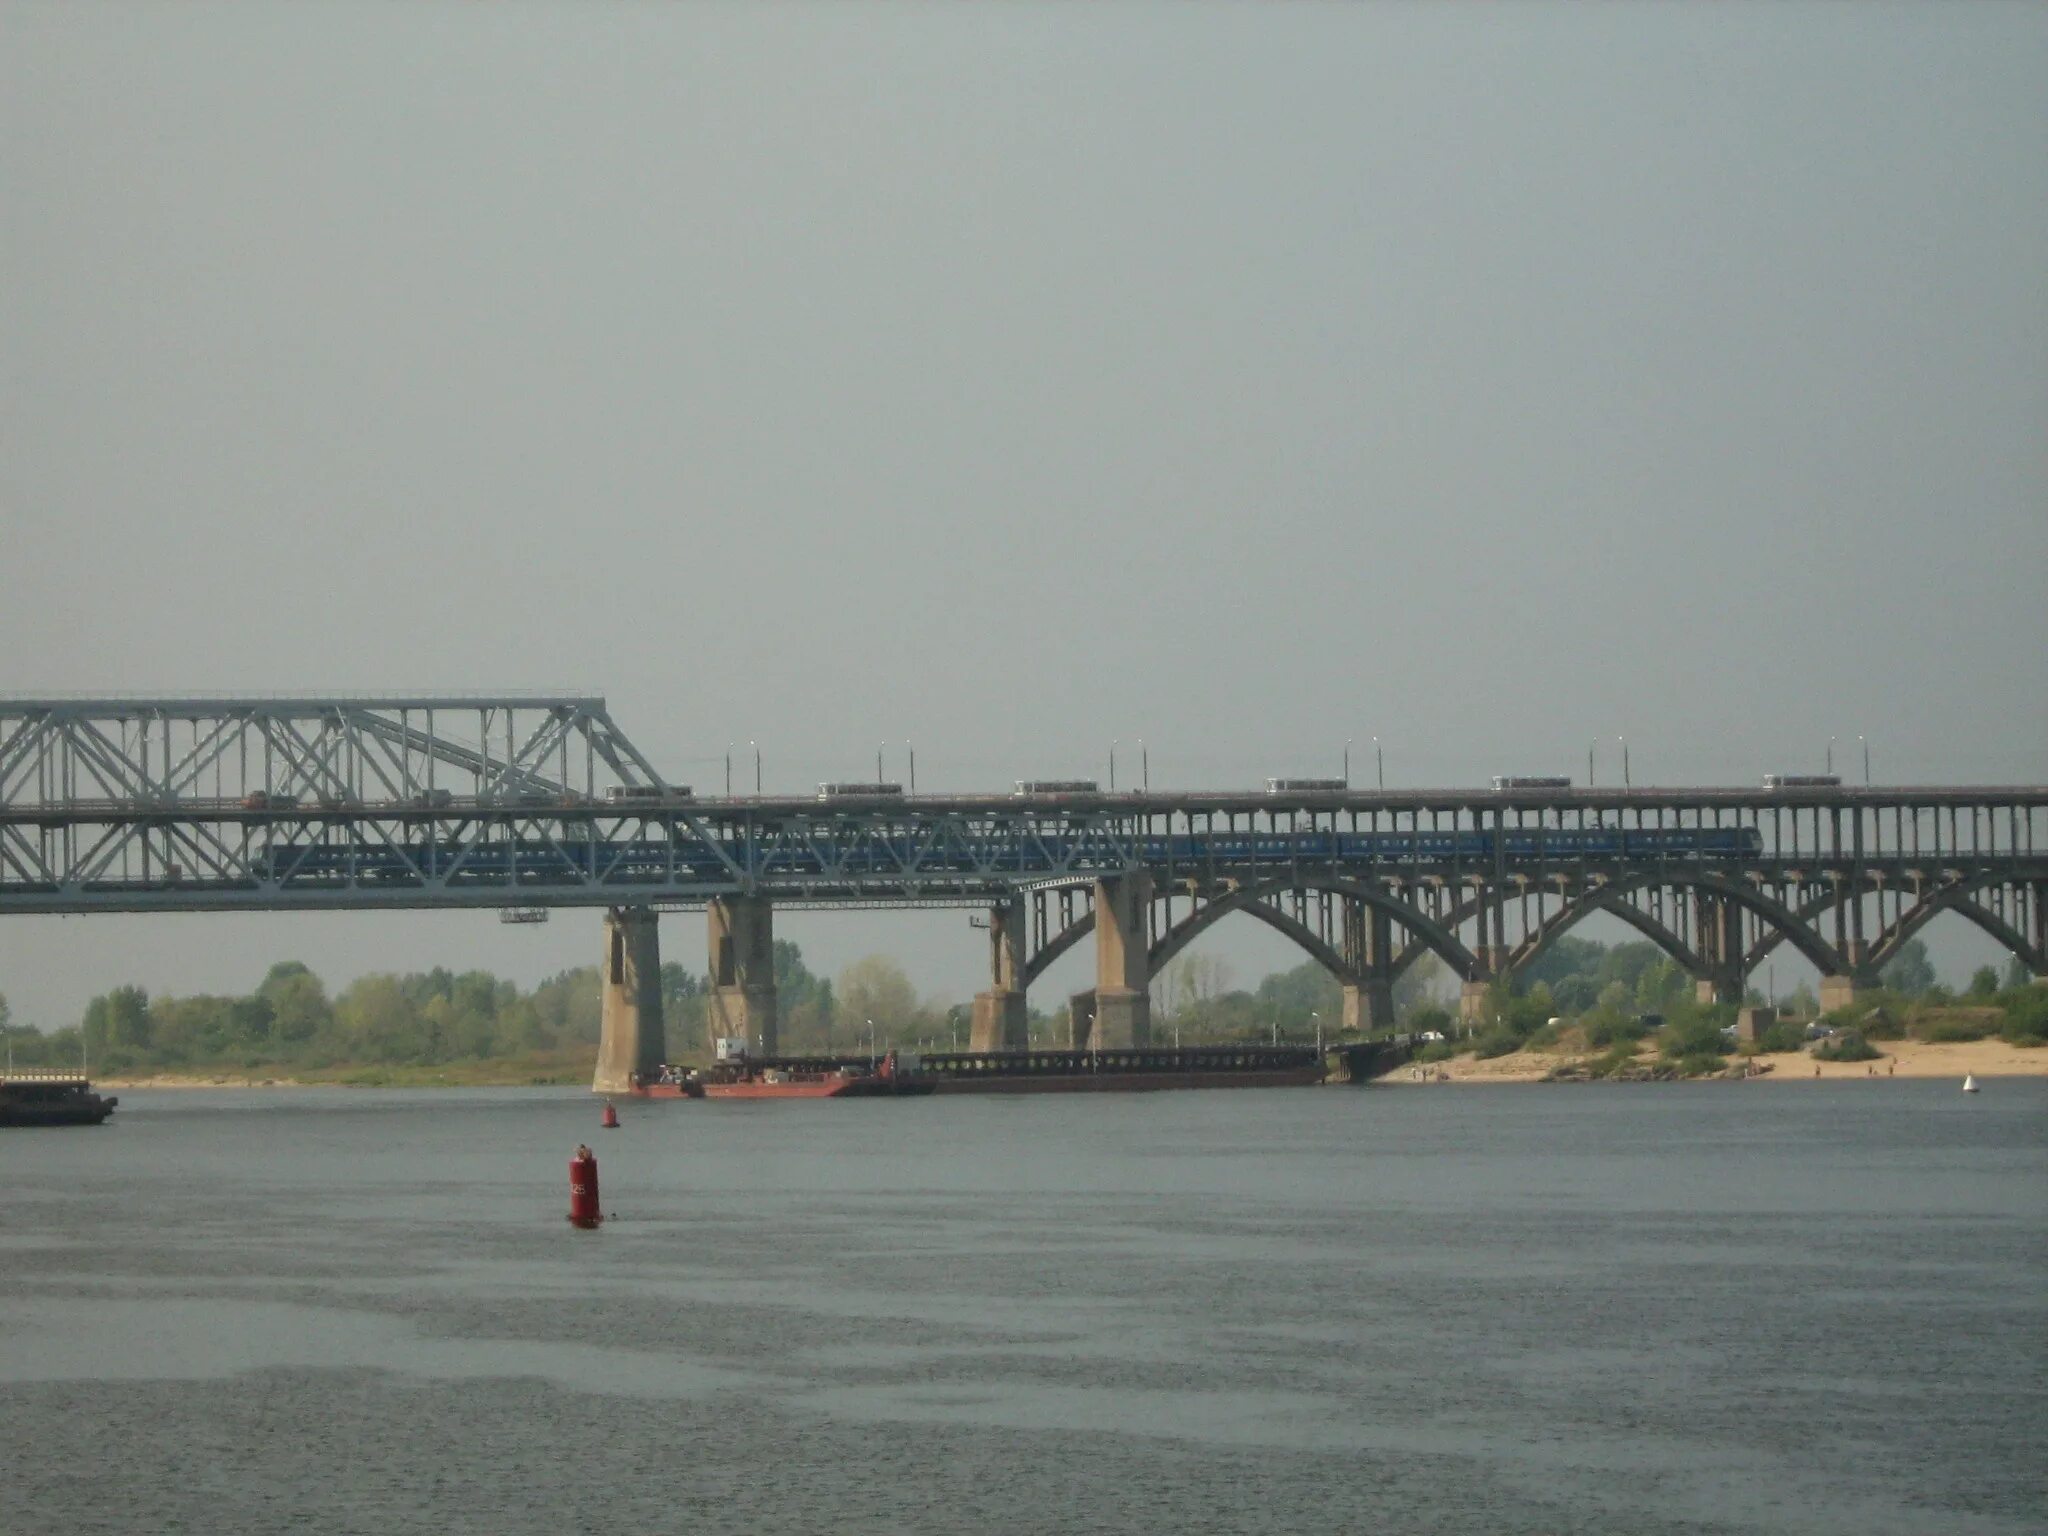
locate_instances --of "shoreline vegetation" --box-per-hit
[1380,1035,2046,1085]
[89,1035,2047,1090]
[4,933,2041,1091]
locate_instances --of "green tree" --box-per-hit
[836,954,918,1039]
[1967,965,2000,998]
[2004,956,2033,992]
[258,962,331,1047]
[1880,938,1937,996]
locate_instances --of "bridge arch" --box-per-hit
[1503,876,1707,981]
[1864,877,2044,975]
[1147,882,1354,984]
[1687,873,1839,976]
[1018,873,1480,994]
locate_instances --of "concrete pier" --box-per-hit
[1459,980,1492,1024]
[1092,872,1152,1048]
[1341,900,1397,1032]
[969,897,1029,1051]
[1692,891,1747,1006]
[593,905,664,1093]
[1067,990,1097,1050]
[1818,973,1871,1015]
[707,895,778,1055]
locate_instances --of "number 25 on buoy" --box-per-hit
[568,1144,603,1228]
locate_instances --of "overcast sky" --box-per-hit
[3,2,2044,1028]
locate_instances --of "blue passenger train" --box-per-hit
[241,826,1763,886]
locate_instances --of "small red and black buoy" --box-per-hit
[568,1143,602,1229]
[600,1099,620,1129]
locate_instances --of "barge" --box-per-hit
[696,1050,934,1099]
[922,1045,1324,1093]
[628,1045,1325,1099]
[0,1073,119,1127]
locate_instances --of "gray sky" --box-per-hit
[3,2,2044,1027]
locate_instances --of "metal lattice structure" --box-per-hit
[1,697,2043,997]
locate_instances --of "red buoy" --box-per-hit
[568,1144,602,1228]
[600,1099,620,1129]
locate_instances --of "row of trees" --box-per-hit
[0,943,1032,1074]
[1,927,2037,1075]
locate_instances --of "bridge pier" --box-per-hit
[1459,980,1492,1026]
[1341,900,1396,1032]
[1067,989,1097,1050]
[1819,973,1874,1015]
[970,897,1029,1051]
[707,895,778,1054]
[1689,889,1749,1007]
[1092,872,1152,1048]
[593,906,664,1093]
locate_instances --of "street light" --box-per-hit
[1140,737,1148,792]
[1826,737,1835,776]
[1311,1009,1323,1053]
[877,743,885,783]
[907,741,916,796]
[865,1018,876,1062]
[1109,739,1117,792]
[725,743,733,798]
[750,740,760,795]
[1618,735,1631,788]
[1373,737,1384,789]
[1859,735,1870,786]
[1587,741,1595,788]
[1344,739,1352,787]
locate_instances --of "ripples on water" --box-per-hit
[4,1081,2043,1534]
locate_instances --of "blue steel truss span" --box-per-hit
[2,697,2044,993]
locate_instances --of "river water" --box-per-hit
[4,1080,2043,1535]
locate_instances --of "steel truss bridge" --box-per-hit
[2,697,2044,1014]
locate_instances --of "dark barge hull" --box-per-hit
[929,1065,1322,1094]
[919,1046,1325,1094]
[0,1078,118,1126]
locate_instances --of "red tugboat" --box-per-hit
[698,1049,935,1100]
[625,1065,704,1099]
[0,1073,119,1127]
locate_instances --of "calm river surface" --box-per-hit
[5,1080,2044,1534]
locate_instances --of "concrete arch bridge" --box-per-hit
[0,697,2041,1091]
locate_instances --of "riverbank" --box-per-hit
[93,1049,590,1090]
[1377,1036,2046,1084]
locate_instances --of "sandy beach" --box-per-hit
[1379,1037,2045,1084]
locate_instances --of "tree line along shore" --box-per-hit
[1,934,2040,1087]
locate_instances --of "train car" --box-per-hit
[1491,775,1572,791]
[1265,778,1348,794]
[817,782,904,801]
[1013,780,1099,797]
[1761,774,1841,791]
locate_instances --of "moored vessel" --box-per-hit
[922,1045,1324,1094]
[0,1073,119,1127]
[697,1050,935,1099]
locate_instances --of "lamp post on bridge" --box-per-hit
[1311,1010,1323,1054]
[1859,735,1870,786]
[750,741,760,796]
[907,741,915,796]
[1344,739,1351,787]
[1826,737,1835,776]
[725,744,732,798]
[1140,737,1148,792]
[1374,737,1383,789]
[1109,739,1117,792]
[1619,736,1630,789]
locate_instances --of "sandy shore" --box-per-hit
[93,1074,308,1089]
[1378,1037,2044,1084]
